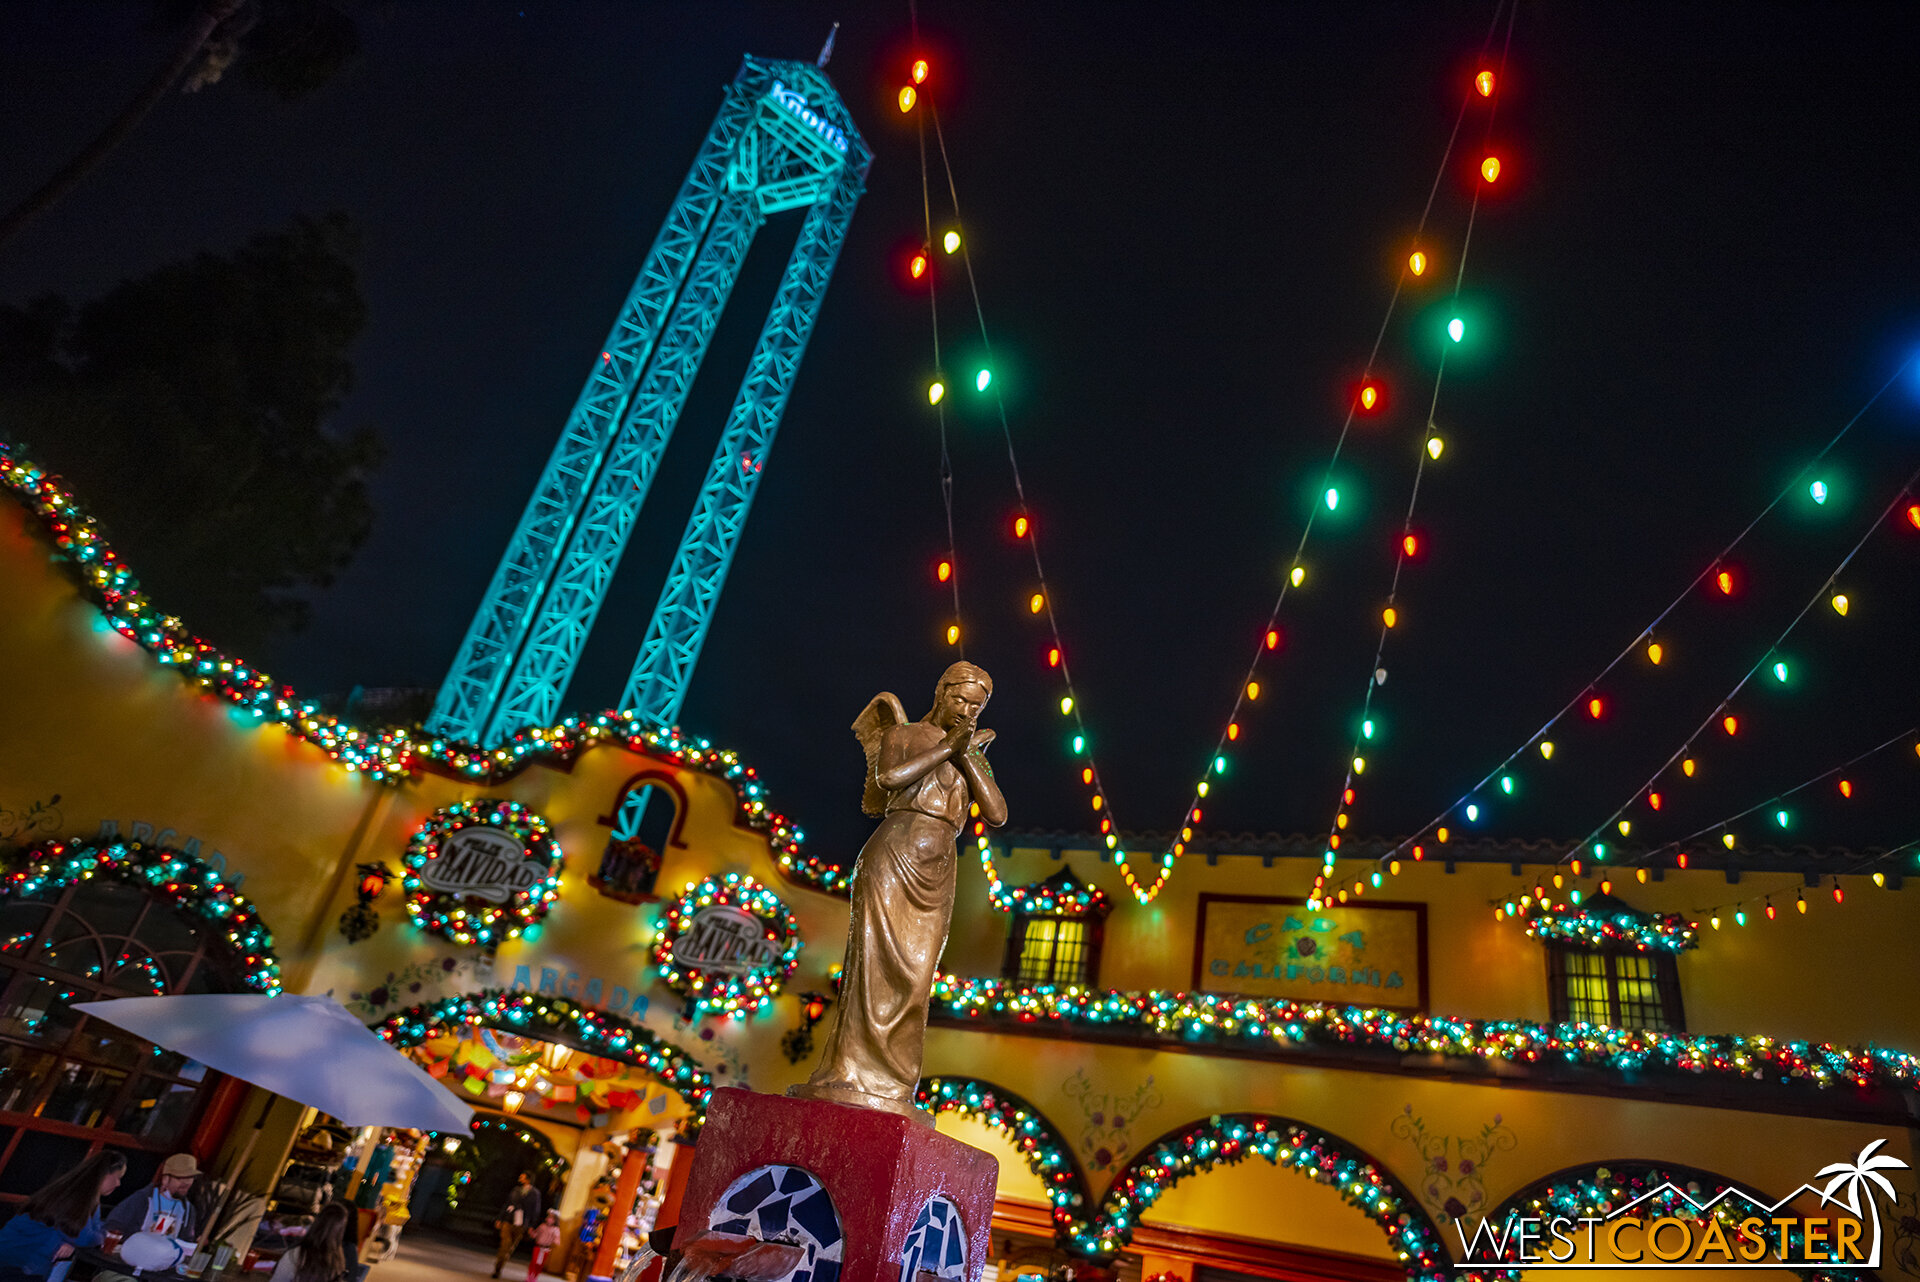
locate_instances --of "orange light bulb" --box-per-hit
[1265,628,1280,650]
[1359,383,1380,411]
[1013,515,1029,538]
[1716,569,1734,595]
[936,559,951,582]
[1588,696,1604,719]
[1403,533,1419,557]
[1227,722,1240,741]
[1481,156,1501,183]
[1723,714,1739,736]
[911,58,929,84]
[1409,250,1427,276]
[910,252,928,279]
[1475,69,1495,97]
[1047,646,1061,668]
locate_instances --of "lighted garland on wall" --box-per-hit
[1,838,282,994]
[1093,1113,1449,1278]
[1512,897,1697,954]
[373,988,713,1111]
[977,855,1111,917]
[917,1076,1092,1241]
[929,974,1920,1093]
[651,874,801,1018]
[401,800,563,946]
[0,445,843,897]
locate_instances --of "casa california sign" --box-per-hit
[653,874,800,1017]
[402,800,565,946]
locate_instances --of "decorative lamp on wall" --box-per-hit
[339,861,397,943]
[781,991,834,1064]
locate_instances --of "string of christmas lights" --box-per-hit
[895,7,1511,905]
[1545,465,1920,879]
[1376,356,1920,869]
[1629,724,1920,873]
[0,443,842,895]
[2,838,282,993]
[1313,5,1518,911]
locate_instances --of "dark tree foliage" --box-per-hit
[0,0,361,250]
[0,213,382,648]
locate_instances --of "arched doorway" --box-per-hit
[413,1115,568,1241]
[0,843,275,1202]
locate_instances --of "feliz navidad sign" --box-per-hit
[403,800,565,946]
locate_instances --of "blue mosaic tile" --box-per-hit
[709,1165,843,1281]
[898,1195,966,1282]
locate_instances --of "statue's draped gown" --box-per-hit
[804,720,969,1107]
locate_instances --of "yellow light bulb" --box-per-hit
[1646,641,1663,665]
[929,381,945,405]
[1538,740,1554,759]
[945,624,959,645]
[1427,435,1444,460]
[1409,250,1427,276]
[898,86,917,113]
[1831,592,1850,616]
[1382,606,1398,628]
[1290,565,1306,587]
[943,230,961,254]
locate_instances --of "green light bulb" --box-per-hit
[1324,487,1339,511]
[1447,317,1465,343]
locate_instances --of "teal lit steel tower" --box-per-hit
[428,55,868,746]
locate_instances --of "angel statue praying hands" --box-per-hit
[789,662,1007,1121]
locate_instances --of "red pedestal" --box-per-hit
[672,1087,999,1282]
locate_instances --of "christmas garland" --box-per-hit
[929,975,1920,1094]
[1516,899,1697,954]
[402,800,564,945]
[1,838,282,993]
[1094,1114,1449,1279]
[976,845,1112,917]
[917,1076,1092,1239]
[0,444,845,896]
[373,988,713,1111]
[652,874,801,1017]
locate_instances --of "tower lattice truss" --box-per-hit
[429,56,870,747]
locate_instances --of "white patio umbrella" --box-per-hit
[75,992,474,1131]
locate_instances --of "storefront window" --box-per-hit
[0,878,241,1201]
[1548,946,1683,1031]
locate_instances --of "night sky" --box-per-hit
[4,2,1918,870]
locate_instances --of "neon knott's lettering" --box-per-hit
[768,80,850,153]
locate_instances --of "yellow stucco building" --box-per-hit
[4,445,1918,1281]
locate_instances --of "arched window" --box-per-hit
[0,877,244,1199]
[594,777,687,903]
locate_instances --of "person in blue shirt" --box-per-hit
[103,1151,200,1241]
[0,1149,126,1279]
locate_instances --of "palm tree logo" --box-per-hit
[1815,1138,1908,1266]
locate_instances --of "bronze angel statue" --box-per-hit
[789,661,1007,1120]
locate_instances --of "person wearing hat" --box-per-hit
[103,1152,200,1241]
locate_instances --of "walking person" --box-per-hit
[527,1209,562,1281]
[492,1172,542,1278]
[268,1201,352,1282]
[0,1150,125,1280]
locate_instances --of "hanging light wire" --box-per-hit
[1315,0,1518,908]
[1382,354,1920,866]
[922,1,1508,901]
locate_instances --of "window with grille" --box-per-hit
[1004,916,1099,987]
[1548,946,1683,1031]
[0,878,240,1201]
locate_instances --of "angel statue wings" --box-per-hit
[789,661,1007,1121]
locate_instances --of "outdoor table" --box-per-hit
[65,1244,244,1282]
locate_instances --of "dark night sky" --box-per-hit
[3,2,1918,869]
